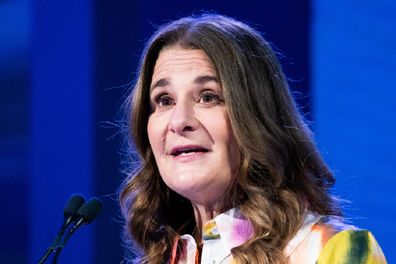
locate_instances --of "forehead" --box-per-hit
[152,47,217,81]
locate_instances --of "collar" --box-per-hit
[202,208,254,249]
[179,208,253,264]
[177,208,322,263]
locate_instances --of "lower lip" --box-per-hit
[171,151,208,162]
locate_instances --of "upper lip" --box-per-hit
[169,145,209,156]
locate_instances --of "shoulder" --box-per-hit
[316,229,387,264]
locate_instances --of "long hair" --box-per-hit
[120,14,341,264]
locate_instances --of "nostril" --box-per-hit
[184,125,194,131]
[170,125,194,134]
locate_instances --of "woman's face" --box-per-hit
[147,46,240,207]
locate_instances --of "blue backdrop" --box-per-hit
[312,0,396,259]
[0,0,394,263]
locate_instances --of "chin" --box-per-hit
[167,180,208,199]
[169,180,204,194]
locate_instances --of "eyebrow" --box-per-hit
[150,78,169,91]
[194,75,219,84]
[150,75,219,91]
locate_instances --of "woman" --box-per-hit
[120,14,386,264]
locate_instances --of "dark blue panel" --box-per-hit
[30,0,94,263]
[93,2,141,263]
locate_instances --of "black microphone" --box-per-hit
[51,197,103,263]
[63,194,87,227]
[38,194,86,264]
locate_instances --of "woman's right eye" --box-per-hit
[154,94,174,107]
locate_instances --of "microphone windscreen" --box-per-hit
[77,197,103,223]
[64,194,86,217]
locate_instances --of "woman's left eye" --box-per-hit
[198,91,223,104]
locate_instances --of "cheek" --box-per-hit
[214,112,236,146]
[219,115,240,168]
[228,135,241,171]
[147,118,155,146]
[147,116,163,154]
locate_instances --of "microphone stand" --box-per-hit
[51,218,86,264]
[37,216,73,264]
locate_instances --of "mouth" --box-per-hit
[170,145,209,157]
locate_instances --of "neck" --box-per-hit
[191,201,229,232]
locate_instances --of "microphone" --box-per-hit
[51,197,103,263]
[38,194,86,264]
[63,194,87,227]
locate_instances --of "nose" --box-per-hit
[169,101,199,134]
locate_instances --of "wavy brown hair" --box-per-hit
[120,14,341,264]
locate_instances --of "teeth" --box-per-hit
[173,148,207,156]
[178,150,196,156]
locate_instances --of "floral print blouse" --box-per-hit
[171,208,387,264]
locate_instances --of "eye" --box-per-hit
[154,93,174,107]
[198,90,223,104]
